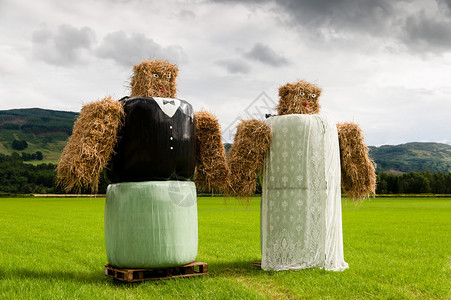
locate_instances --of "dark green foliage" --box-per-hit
[0,108,77,135]
[12,139,28,150]
[0,153,109,195]
[0,123,20,130]
[376,171,451,194]
[36,151,43,160]
[0,153,56,194]
[21,151,44,161]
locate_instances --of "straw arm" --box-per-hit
[337,122,376,201]
[57,96,124,193]
[194,111,231,193]
[227,119,272,198]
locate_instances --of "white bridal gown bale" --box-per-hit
[261,114,349,271]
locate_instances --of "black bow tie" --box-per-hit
[163,100,175,105]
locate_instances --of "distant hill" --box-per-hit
[1,108,451,173]
[0,108,78,164]
[369,142,451,174]
[224,142,451,174]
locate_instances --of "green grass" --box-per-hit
[0,197,449,299]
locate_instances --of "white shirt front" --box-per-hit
[153,97,181,118]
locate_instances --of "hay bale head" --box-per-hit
[130,59,179,98]
[337,122,376,201]
[57,96,125,193]
[277,80,322,115]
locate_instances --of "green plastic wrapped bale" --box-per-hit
[104,180,198,268]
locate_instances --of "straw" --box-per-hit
[130,59,179,98]
[337,122,376,201]
[277,80,322,115]
[194,110,231,193]
[57,96,125,193]
[227,119,272,198]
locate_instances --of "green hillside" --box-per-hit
[0,108,78,164]
[369,142,451,173]
[1,108,451,173]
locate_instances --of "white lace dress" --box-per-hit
[261,114,349,271]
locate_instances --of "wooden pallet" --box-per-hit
[252,262,261,267]
[105,261,208,282]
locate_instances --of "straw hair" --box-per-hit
[277,80,321,115]
[194,110,231,192]
[227,119,272,198]
[130,59,178,98]
[57,96,125,193]
[337,122,376,201]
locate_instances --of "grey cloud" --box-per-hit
[212,0,394,34]
[32,25,95,66]
[438,0,451,11]
[274,0,396,38]
[244,43,288,66]
[95,31,187,67]
[212,0,451,54]
[216,58,251,74]
[402,12,451,52]
[179,9,196,19]
[276,0,451,53]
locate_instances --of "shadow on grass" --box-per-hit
[6,266,208,286]
[205,260,263,276]
[7,268,107,285]
[205,260,329,279]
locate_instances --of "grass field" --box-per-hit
[0,197,449,299]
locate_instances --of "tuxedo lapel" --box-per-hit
[153,97,181,117]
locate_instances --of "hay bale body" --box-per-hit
[194,111,231,192]
[57,96,124,193]
[130,59,179,98]
[337,122,376,200]
[227,120,272,197]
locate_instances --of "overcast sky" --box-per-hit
[1,0,451,146]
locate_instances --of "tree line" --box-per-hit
[1,153,451,195]
[376,171,451,194]
[0,153,58,195]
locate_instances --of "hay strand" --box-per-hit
[227,119,272,198]
[337,122,376,201]
[194,110,230,192]
[57,96,125,193]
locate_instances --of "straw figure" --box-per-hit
[227,80,375,271]
[228,80,375,200]
[57,59,230,193]
[57,59,229,270]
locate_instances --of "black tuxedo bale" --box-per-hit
[108,97,196,182]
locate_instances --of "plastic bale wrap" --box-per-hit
[104,181,198,268]
[337,122,376,201]
[227,119,272,198]
[57,96,124,193]
[194,111,230,193]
